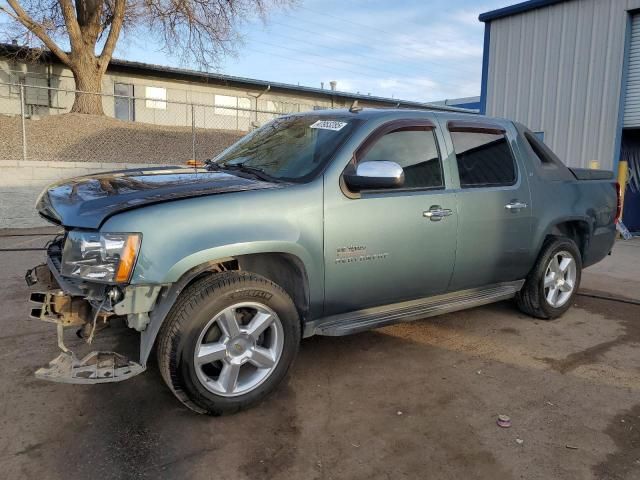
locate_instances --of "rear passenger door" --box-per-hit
[443,120,533,291]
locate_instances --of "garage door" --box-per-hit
[624,14,640,127]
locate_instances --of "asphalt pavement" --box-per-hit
[0,232,639,480]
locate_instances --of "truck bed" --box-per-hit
[569,168,614,181]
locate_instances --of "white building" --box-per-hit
[0,43,465,132]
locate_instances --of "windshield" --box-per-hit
[209,114,361,182]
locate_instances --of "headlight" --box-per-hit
[61,231,142,283]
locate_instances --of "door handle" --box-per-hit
[505,201,528,211]
[423,205,453,221]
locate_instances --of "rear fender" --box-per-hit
[534,216,593,260]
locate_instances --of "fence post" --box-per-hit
[19,84,27,162]
[191,103,196,162]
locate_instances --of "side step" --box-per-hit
[306,280,524,337]
[36,351,145,384]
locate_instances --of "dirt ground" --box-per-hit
[0,114,244,163]
[0,233,639,480]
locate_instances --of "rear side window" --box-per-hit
[450,131,517,188]
[360,128,443,189]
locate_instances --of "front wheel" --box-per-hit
[157,271,301,415]
[516,237,582,320]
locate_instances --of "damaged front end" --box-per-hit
[26,237,161,384]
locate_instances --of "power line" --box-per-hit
[242,47,470,101]
[264,20,479,78]
[246,37,479,92]
[247,46,388,80]
[248,35,478,88]
[278,10,481,74]
[297,5,406,37]
[249,37,449,82]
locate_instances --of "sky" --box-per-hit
[5,0,516,104]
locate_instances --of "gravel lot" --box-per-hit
[0,114,245,164]
[0,233,639,480]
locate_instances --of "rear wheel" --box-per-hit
[157,271,301,415]
[516,237,582,319]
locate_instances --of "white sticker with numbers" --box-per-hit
[309,120,348,131]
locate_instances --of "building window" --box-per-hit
[24,76,49,107]
[114,83,135,121]
[450,131,517,188]
[215,94,251,117]
[360,128,443,189]
[238,97,251,117]
[145,86,166,109]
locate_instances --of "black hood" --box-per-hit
[36,166,284,229]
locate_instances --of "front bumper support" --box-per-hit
[36,350,145,384]
[27,256,147,384]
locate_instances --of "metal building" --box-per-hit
[479,0,640,231]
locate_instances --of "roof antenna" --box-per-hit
[349,100,363,113]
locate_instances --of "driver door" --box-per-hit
[323,120,458,316]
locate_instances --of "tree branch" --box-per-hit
[2,0,71,65]
[57,0,83,49]
[77,0,105,44]
[98,0,125,67]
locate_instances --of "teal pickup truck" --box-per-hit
[26,108,619,415]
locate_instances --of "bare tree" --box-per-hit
[0,0,293,115]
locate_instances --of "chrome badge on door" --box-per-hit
[335,245,388,264]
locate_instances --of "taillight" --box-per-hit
[615,182,622,223]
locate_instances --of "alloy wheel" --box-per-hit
[194,302,284,397]
[543,250,577,308]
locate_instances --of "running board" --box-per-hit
[305,280,525,337]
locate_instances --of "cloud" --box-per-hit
[212,0,500,102]
[328,75,479,103]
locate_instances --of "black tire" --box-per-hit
[157,271,301,415]
[516,236,582,320]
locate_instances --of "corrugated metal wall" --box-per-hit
[624,13,640,127]
[485,0,640,170]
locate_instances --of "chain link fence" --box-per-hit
[0,79,309,165]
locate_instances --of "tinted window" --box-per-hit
[360,128,443,189]
[450,132,516,187]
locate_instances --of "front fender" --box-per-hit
[136,243,317,367]
[100,182,323,285]
[100,183,324,365]
[165,240,318,292]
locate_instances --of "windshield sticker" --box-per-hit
[310,120,348,131]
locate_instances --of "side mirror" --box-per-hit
[344,161,405,190]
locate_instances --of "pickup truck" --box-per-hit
[25,108,619,415]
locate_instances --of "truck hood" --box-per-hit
[36,166,284,229]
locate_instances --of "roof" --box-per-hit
[287,106,481,118]
[431,96,480,110]
[279,107,489,124]
[479,0,569,22]
[0,43,472,113]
